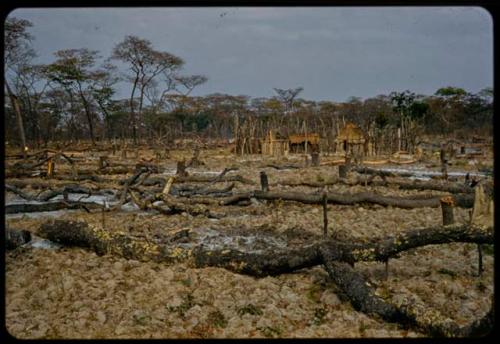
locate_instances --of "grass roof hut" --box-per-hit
[335,122,371,156]
[288,133,320,154]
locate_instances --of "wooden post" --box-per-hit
[440,147,448,180]
[440,196,455,226]
[384,259,389,280]
[121,149,127,159]
[63,188,69,202]
[478,245,483,276]
[101,202,106,228]
[311,152,320,167]
[260,171,269,192]
[322,189,328,238]
[304,155,310,167]
[339,164,349,179]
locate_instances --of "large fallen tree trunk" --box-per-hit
[141,174,255,187]
[275,176,477,194]
[6,183,115,202]
[221,190,475,208]
[5,201,104,214]
[35,220,493,337]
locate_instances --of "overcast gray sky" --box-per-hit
[8,7,493,102]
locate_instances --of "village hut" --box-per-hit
[334,122,372,156]
[288,133,320,154]
[261,130,289,157]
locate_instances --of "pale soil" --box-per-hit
[5,147,494,339]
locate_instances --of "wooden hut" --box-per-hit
[288,133,320,153]
[261,130,289,157]
[335,123,371,156]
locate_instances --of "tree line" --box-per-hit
[4,16,493,153]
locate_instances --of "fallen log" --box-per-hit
[222,190,474,209]
[35,220,493,337]
[142,174,255,187]
[5,201,103,214]
[175,182,235,197]
[353,166,415,178]
[275,176,476,194]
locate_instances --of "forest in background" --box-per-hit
[4,16,493,152]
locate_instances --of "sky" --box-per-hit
[7,7,493,102]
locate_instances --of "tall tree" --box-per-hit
[4,16,35,156]
[111,35,184,144]
[45,49,102,145]
[273,87,303,115]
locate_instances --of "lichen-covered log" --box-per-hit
[35,220,494,337]
[5,227,32,250]
[347,224,494,262]
[322,258,404,322]
[38,220,188,263]
[192,243,322,277]
[322,255,494,337]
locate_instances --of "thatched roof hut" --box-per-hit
[288,133,320,153]
[335,122,372,157]
[335,123,366,144]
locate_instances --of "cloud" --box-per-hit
[8,6,493,101]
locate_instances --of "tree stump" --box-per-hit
[98,156,108,170]
[339,164,349,179]
[260,171,269,192]
[440,196,455,225]
[176,160,188,177]
[311,152,320,167]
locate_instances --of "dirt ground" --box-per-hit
[4,146,494,338]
